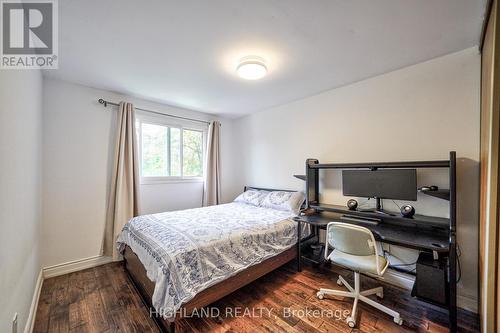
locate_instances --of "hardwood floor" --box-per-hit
[33,262,479,333]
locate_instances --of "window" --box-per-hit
[182,129,204,177]
[137,116,205,182]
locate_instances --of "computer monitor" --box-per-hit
[342,169,417,201]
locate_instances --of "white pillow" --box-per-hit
[234,189,269,206]
[261,191,305,213]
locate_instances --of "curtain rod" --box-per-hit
[98,98,211,125]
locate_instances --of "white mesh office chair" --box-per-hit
[317,222,403,328]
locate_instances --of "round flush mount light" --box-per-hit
[237,56,267,80]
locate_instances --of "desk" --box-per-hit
[295,211,450,258]
[299,153,457,332]
[294,211,454,324]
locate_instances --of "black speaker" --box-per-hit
[347,199,358,210]
[411,252,448,306]
[400,204,415,217]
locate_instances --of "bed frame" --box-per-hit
[123,186,300,333]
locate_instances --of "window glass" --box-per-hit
[182,129,203,177]
[139,121,204,180]
[170,127,181,177]
[141,123,168,177]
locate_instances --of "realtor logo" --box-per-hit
[1,0,58,69]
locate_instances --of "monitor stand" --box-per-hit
[358,197,397,216]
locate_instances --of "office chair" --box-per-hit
[317,222,403,328]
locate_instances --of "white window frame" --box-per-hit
[136,112,207,184]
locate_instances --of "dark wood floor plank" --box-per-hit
[49,274,70,317]
[94,265,112,288]
[84,289,111,332]
[68,270,86,304]
[100,285,122,313]
[69,323,91,333]
[68,299,87,329]
[33,261,478,333]
[110,306,148,333]
[47,308,70,333]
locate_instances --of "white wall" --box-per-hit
[0,70,43,332]
[42,78,237,267]
[231,47,480,311]
[40,47,480,312]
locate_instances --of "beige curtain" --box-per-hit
[101,102,140,259]
[203,121,221,206]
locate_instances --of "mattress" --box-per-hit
[116,202,308,321]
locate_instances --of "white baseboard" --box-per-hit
[23,269,43,333]
[457,293,479,314]
[383,268,478,313]
[43,255,113,279]
[383,269,415,290]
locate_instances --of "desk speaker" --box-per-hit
[400,205,415,217]
[347,199,358,210]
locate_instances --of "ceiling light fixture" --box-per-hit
[237,56,267,80]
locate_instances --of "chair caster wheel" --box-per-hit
[347,317,356,328]
[376,292,384,299]
[316,292,324,300]
[394,317,403,326]
[337,278,343,286]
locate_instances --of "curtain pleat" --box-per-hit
[101,102,140,259]
[203,121,221,206]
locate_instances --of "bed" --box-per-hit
[117,186,307,332]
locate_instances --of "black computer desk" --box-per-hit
[295,210,450,263]
[298,153,457,331]
[294,210,453,327]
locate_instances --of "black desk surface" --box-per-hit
[294,211,450,253]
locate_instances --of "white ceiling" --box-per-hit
[45,0,486,118]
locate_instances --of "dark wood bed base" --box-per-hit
[123,183,302,332]
[124,245,297,332]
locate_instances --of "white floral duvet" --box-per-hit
[117,202,308,321]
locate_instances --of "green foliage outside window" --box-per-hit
[183,129,203,177]
[142,123,167,177]
[141,122,203,178]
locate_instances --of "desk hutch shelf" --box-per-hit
[297,152,457,332]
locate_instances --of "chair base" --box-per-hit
[317,273,403,328]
